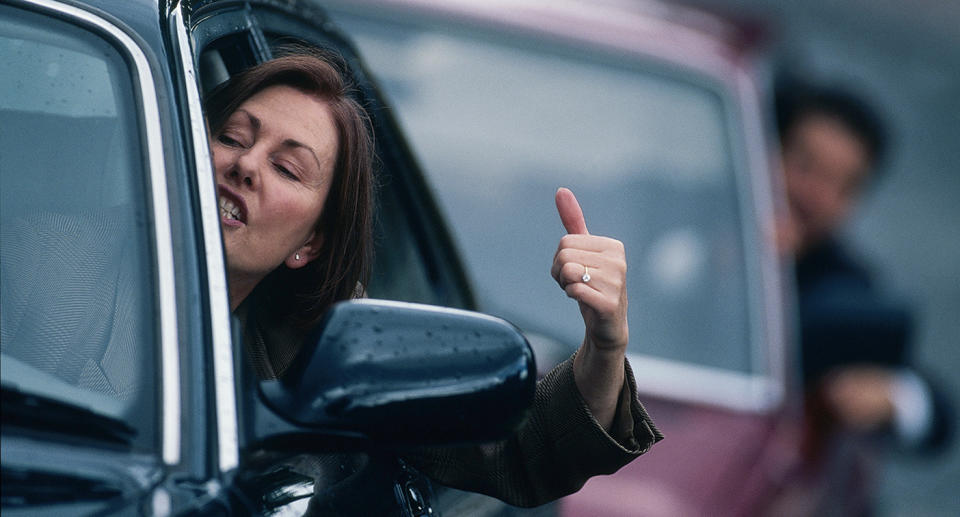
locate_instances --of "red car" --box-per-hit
[325,0,810,515]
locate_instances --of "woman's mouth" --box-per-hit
[218,186,247,226]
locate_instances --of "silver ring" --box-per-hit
[581,265,591,283]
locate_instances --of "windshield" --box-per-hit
[332,13,756,374]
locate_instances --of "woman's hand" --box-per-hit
[551,188,629,431]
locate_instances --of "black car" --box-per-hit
[0,0,536,515]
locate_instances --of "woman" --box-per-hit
[206,49,661,507]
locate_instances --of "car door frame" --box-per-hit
[2,0,186,511]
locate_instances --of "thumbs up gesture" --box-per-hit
[552,187,629,351]
[551,188,629,430]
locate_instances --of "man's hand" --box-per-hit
[821,366,895,432]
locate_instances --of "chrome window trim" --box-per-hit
[720,77,782,413]
[11,0,181,463]
[628,353,782,412]
[736,67,788,406]
[171,3,239,473]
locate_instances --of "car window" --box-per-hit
[192,5,472,311]
[0,4,157,450]
[329,13,757,375]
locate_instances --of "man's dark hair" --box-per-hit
[775,78,889,169]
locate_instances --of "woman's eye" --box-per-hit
[218,134,242,147]
[275,163,298,180]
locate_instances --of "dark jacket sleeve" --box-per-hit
[404,353,663,507]
[796,240,953,454]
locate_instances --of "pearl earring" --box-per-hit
[295,253,301,261]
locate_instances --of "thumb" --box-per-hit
[556,187,589,235]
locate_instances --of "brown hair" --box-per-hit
[205,49,374,328]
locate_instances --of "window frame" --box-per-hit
[170,2,240,475]
[6,0,182,463]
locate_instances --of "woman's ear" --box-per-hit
[285,231,324,270]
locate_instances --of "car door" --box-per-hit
[0,1,181,514]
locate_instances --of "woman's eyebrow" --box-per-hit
[236,109,260,132]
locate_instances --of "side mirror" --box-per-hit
[258,299,536,447]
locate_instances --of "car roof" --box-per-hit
[321,0,766,79]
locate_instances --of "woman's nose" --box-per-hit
[231,148,261,189]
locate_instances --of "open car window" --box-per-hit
[190,2,473,311]
[185,3,482,513]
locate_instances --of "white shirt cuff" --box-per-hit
[890,370,934,446]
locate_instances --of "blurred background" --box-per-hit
[683,0,960,514]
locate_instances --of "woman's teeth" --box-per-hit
[219,197,242,221]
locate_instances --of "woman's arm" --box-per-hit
[406,354,661,507]
[406,188,660,506]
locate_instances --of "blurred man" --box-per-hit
[773,80,954,516]
[775,81,952,457]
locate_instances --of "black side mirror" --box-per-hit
[258,299,536,447]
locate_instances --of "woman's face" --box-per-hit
[211,84,338,292]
